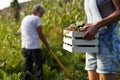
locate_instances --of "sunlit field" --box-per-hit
[0,0,120,80]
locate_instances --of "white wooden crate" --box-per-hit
[63,30,99,53]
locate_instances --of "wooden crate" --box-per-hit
[63,30,99,53]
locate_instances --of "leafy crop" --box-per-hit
[1,0,120,80]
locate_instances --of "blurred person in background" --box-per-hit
[18,5,50,80]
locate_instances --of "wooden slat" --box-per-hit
[63,43,98,53]
[63,30,99,38]
[63,37,99,45]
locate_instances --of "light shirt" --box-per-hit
[21,15,41,49]
[84,0,102,23]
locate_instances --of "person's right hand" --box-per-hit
[80,24,99,40]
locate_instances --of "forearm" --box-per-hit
[39,33,49,47]
[93,10,120,29]
[94,0,120,29]
[37,26,50,49]
[17,27,21,34]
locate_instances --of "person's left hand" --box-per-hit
[81,24,99,40]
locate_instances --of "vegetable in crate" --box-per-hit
[65,23,84,31]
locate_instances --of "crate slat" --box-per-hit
[63,43,98,53]
[63,30,99,38]
[63,37,99,45]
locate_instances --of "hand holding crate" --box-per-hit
[63,24,99,53]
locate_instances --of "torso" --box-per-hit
[96,0,115,18]
[21,15,41,49]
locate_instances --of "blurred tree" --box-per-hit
[10,0,21,21]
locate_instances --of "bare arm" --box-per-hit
[17,27,21,34]
[94,0,120,28]
[37,26,50,51]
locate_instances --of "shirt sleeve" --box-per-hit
[36,17,42,27]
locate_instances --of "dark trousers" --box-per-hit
[22,48,43,80]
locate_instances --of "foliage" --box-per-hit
[10,0,21,21]
[1,0,120,80]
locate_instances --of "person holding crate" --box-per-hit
[18,5,50,80]
[81,0,120,80]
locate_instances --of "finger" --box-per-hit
[82,32,94,40]
[80,25,89,31]
[83,36,93,40]
[80,27,87,32]
[82,26,90,31]
[82,32,89,40]
[88,36,95,40]
[86,35,95,40]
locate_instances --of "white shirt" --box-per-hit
[21,15,41,49]
[84,0,102,23]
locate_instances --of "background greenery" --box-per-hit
[0,0,120,80]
